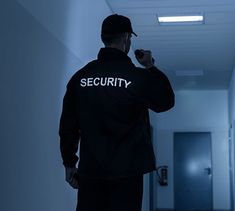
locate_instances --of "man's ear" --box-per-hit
[121,33,128,44]
[124,33,129,42]
[120,33,129,53]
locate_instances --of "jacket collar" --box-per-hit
[97,47,132,63]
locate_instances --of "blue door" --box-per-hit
[174,132,212,210]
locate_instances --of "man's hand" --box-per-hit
[135,49,155,69]
[65,167,79,189]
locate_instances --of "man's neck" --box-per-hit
[105,44,125,53]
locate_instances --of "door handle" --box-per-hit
[204,167,212,175]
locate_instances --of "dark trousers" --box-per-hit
[76,175,143,211]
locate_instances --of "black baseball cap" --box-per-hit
[101,14,137,36]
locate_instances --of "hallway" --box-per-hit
[1,0,235,211]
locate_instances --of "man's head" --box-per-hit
[101,14,137,54]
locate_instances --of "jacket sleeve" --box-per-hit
[59,79,80,167]
[136,66,175,113]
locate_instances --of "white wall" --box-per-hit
[0,1,83,211]
[150,90,230,210]
[0,0,113,211]
[16,0,112,64]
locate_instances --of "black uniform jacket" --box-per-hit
[59,47,175,179]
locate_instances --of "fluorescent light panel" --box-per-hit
[175,70,204,76]
[158,15,203,23]
[157,14,204,25]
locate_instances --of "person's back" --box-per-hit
[59,14,175,211]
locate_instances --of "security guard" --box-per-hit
[59,14,175,211]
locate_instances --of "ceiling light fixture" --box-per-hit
[175,70,204,77]
[157,14,204,25]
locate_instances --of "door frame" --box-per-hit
[173,131,213,210]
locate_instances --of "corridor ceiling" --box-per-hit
[106,0,235,90]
